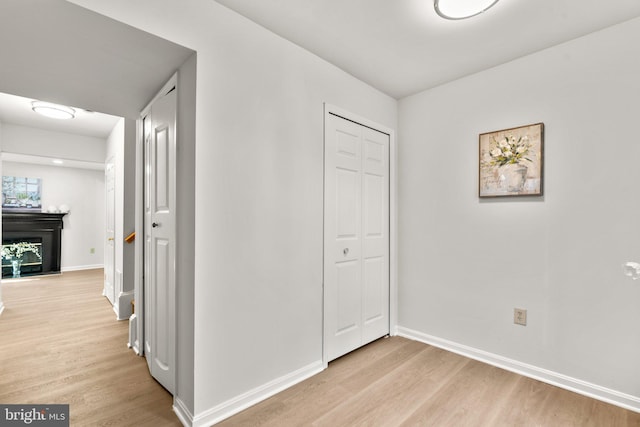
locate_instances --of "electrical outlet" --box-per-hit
[514,308,527,326]
[90,248,95,254]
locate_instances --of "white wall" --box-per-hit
[122,118,136,310]
[192,10,396,420]
[174,54,197,413]
[398,17,640,406]
[105,117,136,319]
[68,0,397,422]
[8,0,640,422]
[2,161,105,270]
[2,123,106,163]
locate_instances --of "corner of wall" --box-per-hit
[122,118,137,294]
[191,361,324,427]
[173,397,195,427]
[117,291,134,320]
[397,327,640,414]
[175,51,197,417]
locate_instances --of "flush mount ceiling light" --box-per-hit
[434,0,500,20]
[31,101,76,120]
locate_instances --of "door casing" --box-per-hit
[322,103,397,367]
[104,159,116,306]
[134,74,178,395]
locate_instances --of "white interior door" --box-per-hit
[104,160,116,305]
[143,82,177,394]
[324,112,390,362]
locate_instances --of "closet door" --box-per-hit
[143,79,177,394]
[324,113,389,362]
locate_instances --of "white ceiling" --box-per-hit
[214,0,640,99]
[0,0,194,122]
[0,0,194,167]
[0,92,121,139]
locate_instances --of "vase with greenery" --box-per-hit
[486,134,532,192]
[2,242,42,278]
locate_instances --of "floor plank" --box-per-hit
[219,337,640,426]
[0,270,180,426]
[5,271,639,426]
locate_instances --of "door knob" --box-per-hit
[152,222,160,228]
[107,237,114,241]
[343,248,349,256]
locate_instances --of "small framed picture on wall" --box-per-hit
[2,176,42,210]
[479,122,544,198]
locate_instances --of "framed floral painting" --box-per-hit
[479,123,544,198]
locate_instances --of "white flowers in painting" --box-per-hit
[2,242,42,260]
[487,134,532,167]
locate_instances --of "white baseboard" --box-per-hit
[61,264,104,272]
[184,360,324,427]
[116,290,134,320]
[173,397,194,427]
[112,269,122,317]
[397,326,640,414]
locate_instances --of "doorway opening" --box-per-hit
[0,0,196,412]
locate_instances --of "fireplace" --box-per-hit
[2,237,44,276]
[2,212,66,278]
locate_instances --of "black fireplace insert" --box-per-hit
[2,212,66,278]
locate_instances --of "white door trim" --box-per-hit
[132,113,145,356]
[134,73,178,361]
[322,103,397,368]
[104,157,116,306]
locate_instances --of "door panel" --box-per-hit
[336,168,359,239]
[336,261,360,334]
[155,126,170,209]
[364,173,383,238]
[325,113,389,362]
[361,127,389,343]
[154,238,170,370]
[363,257,384,323]
[332,260,361,359]
[143,83,176,394]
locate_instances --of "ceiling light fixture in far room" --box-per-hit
[434,0,500,20]
[31,101,76,120]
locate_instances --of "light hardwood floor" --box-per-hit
[0,269,180,426]
[2,270,639,426]
[219,337,640,427]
